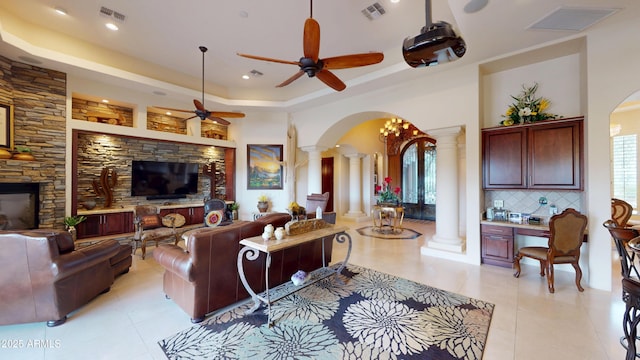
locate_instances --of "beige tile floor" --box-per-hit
[0,219,628,359]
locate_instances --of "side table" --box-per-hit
[237,225,352,327]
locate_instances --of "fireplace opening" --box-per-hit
[0,183,40,230]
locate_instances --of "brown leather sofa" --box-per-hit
[0,230,131,326]
[153,213,334,323]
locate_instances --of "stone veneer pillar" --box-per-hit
[422,126,465,253]
[301,146,327,194]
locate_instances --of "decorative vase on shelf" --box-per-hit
[0,148,11,159]
[257,201,269,213]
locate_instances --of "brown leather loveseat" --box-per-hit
[153,213,333,323]
[0,230,131,327]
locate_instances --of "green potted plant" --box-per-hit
[230,202,239,220]
[12,146,34,161]
[64,215,86,241]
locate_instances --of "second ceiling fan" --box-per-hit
[155,46,245,126]
[237,0,384,92]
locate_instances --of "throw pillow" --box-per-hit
[140,214,162,229]
[205,210,223,227]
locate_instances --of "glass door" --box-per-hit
[401,139,436,220]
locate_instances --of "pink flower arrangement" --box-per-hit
[376,176,401,203]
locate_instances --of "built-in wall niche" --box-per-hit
[146,110,187,134]
[71,94,134,126]
[202,122,228,140]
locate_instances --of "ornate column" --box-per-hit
[422,126,465,253]
[344,153,367,220]
[300,146,327,194]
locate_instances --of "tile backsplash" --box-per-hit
[484,190,584,217]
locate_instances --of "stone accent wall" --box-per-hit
[146,111,187,134]
[76,132,227,211]
[0,55,66,229]
[71,97,134,126]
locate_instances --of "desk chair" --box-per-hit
[514,208,587,293]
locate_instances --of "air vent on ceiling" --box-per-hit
[99,6,126,23]
[528,6,618,31]
[362,2,386,21]
[249,69,263,77]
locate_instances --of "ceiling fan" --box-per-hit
[237,0,384,92]
[155,46,245,126]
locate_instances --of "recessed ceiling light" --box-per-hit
[390,0,400,3]
[242,75,250,80]
[102,99,109,103]
[54,7,68,15]
[105,22,119,31]
[165,112,172,116]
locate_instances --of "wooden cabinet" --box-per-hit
[77,211,134,239]
[481,224,514,268]
[482,117,583,190]
[160,206,204,225]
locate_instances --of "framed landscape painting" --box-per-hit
[247,144,283,189]
[0,103,14,150]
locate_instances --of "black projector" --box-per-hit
[402,21,466,68]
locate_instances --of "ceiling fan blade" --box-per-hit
[206,116,230,126]
[303,18,320,61]
[276,70,305,88]
[182,115,198,121]
[193,99,206,111]
[322,52,384,70]
[209,111,245,118]
[237,53,299,66]
[316,69,346,91]
[153,106,194,113]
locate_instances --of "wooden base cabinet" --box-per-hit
[481,224,514,268]
[77,211,134,239]
[160,206,204,226]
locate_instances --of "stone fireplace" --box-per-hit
[0,183,39,230]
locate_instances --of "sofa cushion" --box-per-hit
[55,231,75,254]
[140,227,175,241]
[140,214,162,229]
[204,210,223,227]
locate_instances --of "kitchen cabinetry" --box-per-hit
[482,117,583,190]
[481,224,514,268]
[77,211,134,239]
[160,206,204,226]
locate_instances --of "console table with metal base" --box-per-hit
[372,205,404,233]
[237,225,351,327]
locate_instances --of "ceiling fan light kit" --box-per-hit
[403,0,466,68]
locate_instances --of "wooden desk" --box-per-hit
[480,220,588,268]
[372,205,404,233]
[237,225,351,326]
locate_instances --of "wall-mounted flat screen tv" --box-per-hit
[131,160,199,197]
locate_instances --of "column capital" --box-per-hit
[428,126,463,140]
[300,145,329,153]
[344,153,365,159]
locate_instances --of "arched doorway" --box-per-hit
[401,137,437,220]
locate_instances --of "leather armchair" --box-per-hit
[0,230,121,326]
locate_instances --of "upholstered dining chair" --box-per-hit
[306,192,330,213]
[612,198,634,227]
[513,208,588,293]
[604,220,640,279]
[133,205,182,259]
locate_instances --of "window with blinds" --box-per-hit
[612,134,638,213]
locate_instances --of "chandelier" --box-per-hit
[379,118,421,155]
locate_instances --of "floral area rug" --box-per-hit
[159,265,494,360]
[356,226,422,240]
